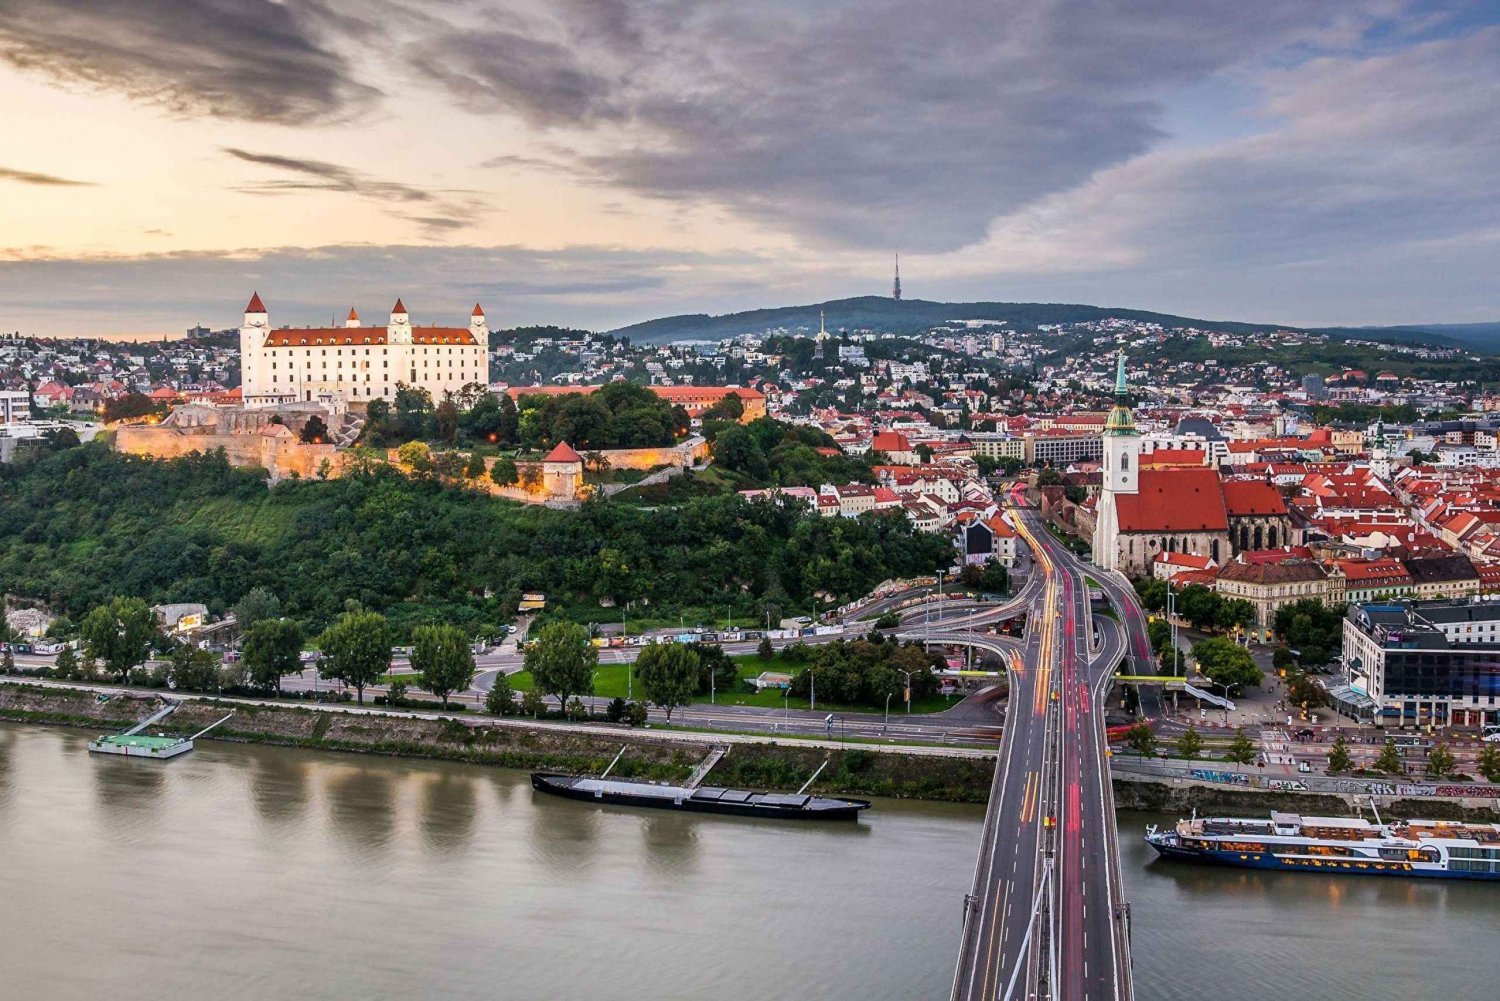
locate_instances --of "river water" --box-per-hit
[1,722,1495,1001]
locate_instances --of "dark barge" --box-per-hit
[530,772,871,821]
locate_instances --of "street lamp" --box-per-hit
[884,691,893,734]
[897,668,916,714]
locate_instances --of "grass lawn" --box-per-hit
[507,659,961,715]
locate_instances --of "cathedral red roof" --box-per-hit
[1114,468,1228,532]
[1222,480,1288,517]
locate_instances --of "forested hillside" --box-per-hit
[0,443,949,638]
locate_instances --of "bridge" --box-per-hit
[941,506,1141,1000]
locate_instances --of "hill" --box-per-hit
[1312,322,1500,354]
[606,296,1298,344]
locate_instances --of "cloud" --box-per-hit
[925,25,1500,324]
[0,165,93,186]
[222,147,487,236]
[410,0,1395,252]
[0,0,378,124]
[0,243,788,336]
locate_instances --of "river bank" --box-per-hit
[0,682,997,803]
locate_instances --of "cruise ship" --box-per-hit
[1145,810,1500,880]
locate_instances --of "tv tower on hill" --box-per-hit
[892,253,902,300]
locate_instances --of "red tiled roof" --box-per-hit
[872,431,911,453]
[246,291,266,313]
[392,298,407,314]
[543,442,582,464]
[262,326,478,347]
[472,303,485,317]
[1222,480,1288,517]
[1114,468,1228,533]
[347,307,359,322]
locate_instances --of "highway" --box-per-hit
[948,506,1134,1001]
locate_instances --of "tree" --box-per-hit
[1272,599,1346,666]
[167,644,221,691]
[318,610,391,704]
[1373,738,1403,775]
[1427,742,1456,779]
[242,618,304,694]
[635,643,700,721]
[80,597,156,682]
[520,689,547,718]
[464,452,487,479]
[300,415,329,444]
[1191,637,1262,692]
[2,646,12,676]
[436,399,460,444]
[1287,674,1326,711]
[1225,728,1257,766]
[54,644,78,678]
[411,623,476,709]
[1477,743,1500,784]
[397,441,433,476]
[524,620,596,713]
[1125,721,1156,756]
[624,701,649,726]
[234,586,282,633]
[1176,724,1203,760]
[1327,735,1353,774]
[757,636,775,660]
[486,673,515,716]
[489,456,518,486]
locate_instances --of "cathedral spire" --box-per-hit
[1104,349,1137,436]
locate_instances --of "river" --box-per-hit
[0,722,1494,1000]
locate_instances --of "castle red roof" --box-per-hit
[392,298,407,314]
[246,292,266,313]
[543,442,582,464]
[261,326,478,347]
[347,307,359,322]
[1114,468,1228,532]
[472,303,485,317]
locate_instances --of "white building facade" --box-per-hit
[239,294,489,406]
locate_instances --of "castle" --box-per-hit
[239,293,488,406]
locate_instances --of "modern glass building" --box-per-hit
[1343,599,1500,728]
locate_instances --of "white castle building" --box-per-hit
[239,293,489,406]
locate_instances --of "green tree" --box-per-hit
[80,597,156,683]
[1427,742,1456,779]
[1272,599,1346,666]
[411,623,476,708]
[486,673,514,715]
[168,644,221,691]
[54,644,78,678]
[1191,637,1262,692]
[635,643,700,721]
[1176,724,1203,760]
[318,610,391,704]
[234,586,281,632]
[2,645,13,676]
[524,621,596,713]
[241,618,304,694]
[757,636,775,660]
[489,456,518,486]
[1327,735,1353,774]
[463,452,487,479]
[300,414,329,444]
[1287,674,1326,711]
[1476,743,1500,784]
[1225,728,1257,765]
[520,689,547,718]
[436,399,460,444]
[1125,721,1156,756]
[1373,738,1403,775]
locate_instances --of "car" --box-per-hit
[1485,732,1500,744]
[1297,761,1312,773]
[1295,728,1315,740]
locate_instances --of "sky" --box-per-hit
[1,0,1498,335]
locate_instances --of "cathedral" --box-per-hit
[1091,352,1297,576]
[239,294,489,406]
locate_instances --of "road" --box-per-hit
[949,506,1134,1001]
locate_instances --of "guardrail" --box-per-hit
[1111,757,1500,799]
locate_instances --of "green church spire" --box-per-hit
[1104,349,1138,436]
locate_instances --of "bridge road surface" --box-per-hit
[1028,511,1133,1001]
[949,506,1133,1001]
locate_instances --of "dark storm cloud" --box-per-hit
[0,0,378,123]
[0,165,92,186]
[411,0,1393,252]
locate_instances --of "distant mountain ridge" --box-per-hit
[606,296,1294,344]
